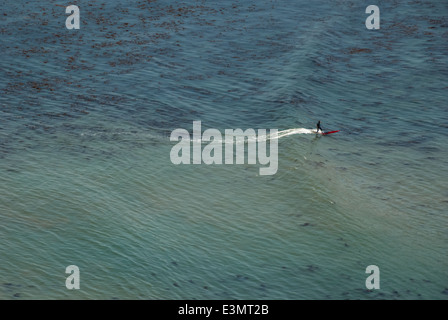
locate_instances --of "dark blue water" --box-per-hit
[1,0,447,299]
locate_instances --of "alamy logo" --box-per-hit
[65,5,80,30]
[65,265,80,290]
[365,265,380,289]
[170,121,278,175]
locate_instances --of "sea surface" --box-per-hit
[1,0,447,299]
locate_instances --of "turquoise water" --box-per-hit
[1,0,447,299]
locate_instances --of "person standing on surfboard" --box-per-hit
[316,121,323,134]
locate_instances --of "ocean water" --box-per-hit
[1,0,447,299]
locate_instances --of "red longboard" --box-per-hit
[321,130,340,135]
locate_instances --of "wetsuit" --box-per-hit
[316,121,323,133]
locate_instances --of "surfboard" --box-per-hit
[321,130,340,135]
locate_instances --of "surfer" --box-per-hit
[316,121,323,134]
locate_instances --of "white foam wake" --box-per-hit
[186,128,317,144]
[81,128,317,144]
[271,128,317,139]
